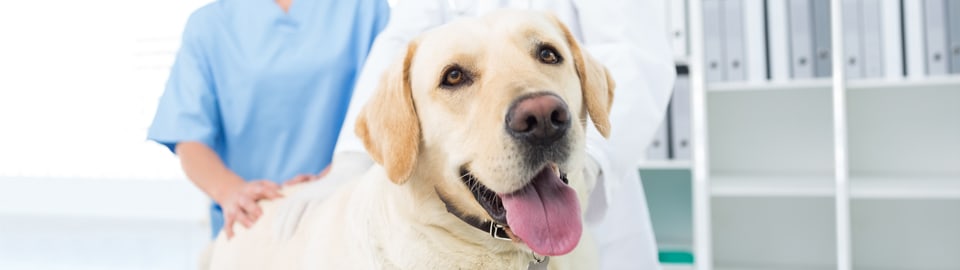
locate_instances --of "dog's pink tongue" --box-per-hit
[500,168,582,256]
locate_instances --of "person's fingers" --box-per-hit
[239,197,262,221]
[243,184,262,198]
[317,166,332,178]
[243,183,280,201]
[283,178,301,186]
[284,174,311,186]
[244,184,278,200]
[236,210,254,229]
[265,186,284,199]
[265,189,283,199]
[259,180,281,191]
[224,211,236,239]
[258,181,284,199]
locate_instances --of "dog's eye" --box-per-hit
[442,67,465,87]
[538,47,561,64]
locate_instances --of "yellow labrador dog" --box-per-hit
[204,9,615,270]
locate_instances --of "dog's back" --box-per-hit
[202,173,367,269]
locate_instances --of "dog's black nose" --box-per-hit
[505,93,570,145]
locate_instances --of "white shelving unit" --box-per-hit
[639,160,694,170]
[680,0,960,270]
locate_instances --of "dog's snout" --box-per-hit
[506,93,570,144]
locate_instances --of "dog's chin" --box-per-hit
[460,163,582,256]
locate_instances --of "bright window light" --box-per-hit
[0,0,213,181]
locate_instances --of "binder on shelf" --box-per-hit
[667,0,689,61]
[670,72,691,160]
[924,0,948,76]
[880,0,904,78]
[812,0,833,78]
[788,0,815,79]
[703,0,725,82]
[722,0,746,81]
[767,0,792,81]
[861,0,884,78]
[743,0,768,82]
[842,0,864,79]
[903,0,926,78]
[948,0,960,73]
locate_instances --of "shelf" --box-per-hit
[638,160,692,170]
[851,176,960,199]
[709,174,960,199]
[847,76,960,91]
[713,267,834,270]
[711,175,833,197]
[662,264,694,270]
[706,79,831,92]
[705,76,960,93]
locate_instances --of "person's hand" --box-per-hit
[217,180,283,239]
[283,165,332,186]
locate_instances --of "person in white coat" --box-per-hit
[331,0,677,269]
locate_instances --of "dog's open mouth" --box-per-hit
[460,164,582,256]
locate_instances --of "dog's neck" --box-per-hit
[360,165,535,269]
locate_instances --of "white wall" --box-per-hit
[0,1,213,269]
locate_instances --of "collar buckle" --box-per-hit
[488,222,511,241]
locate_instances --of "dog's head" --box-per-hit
[355,10,614,256]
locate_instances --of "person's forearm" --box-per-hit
[175,141,245,204]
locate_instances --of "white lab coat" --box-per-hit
[334,0,676,269]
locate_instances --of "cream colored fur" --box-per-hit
[203,10,615,270]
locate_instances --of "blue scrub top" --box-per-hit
[147,0,388,233]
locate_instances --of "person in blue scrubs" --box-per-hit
[147,0,389,238]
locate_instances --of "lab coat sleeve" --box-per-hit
[575,0,676,204]
[574,0,676,269]
[333,0,444,158]
[147,11,221,153]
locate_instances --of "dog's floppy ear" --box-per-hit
[549,13,615,138]
[355,42,420,185]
